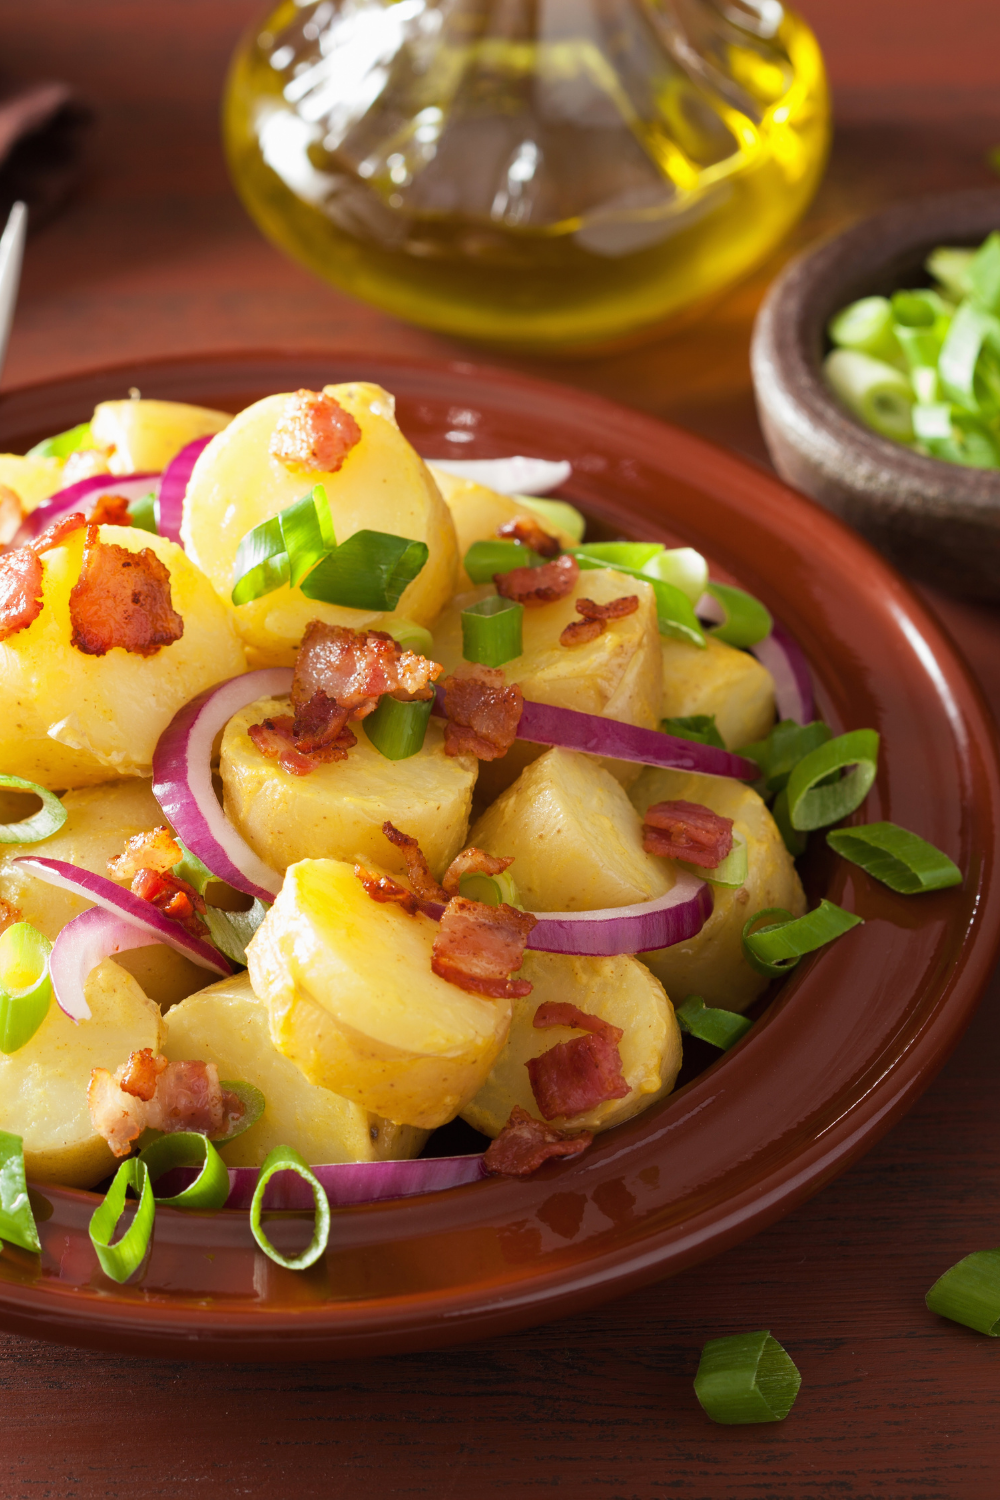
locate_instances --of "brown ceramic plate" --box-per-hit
[0,352,998,1363]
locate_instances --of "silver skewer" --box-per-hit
[0,201,27,385]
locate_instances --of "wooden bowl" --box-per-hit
[751,188,1000,601]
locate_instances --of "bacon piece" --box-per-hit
[269,389,362,474]
[495,516,561,558]
[0,483,21,546]
[431,897,536,999]
[0,547,44,641]
[559,617,604,647]
[107,825,182,881]
[117,1046,168,1102]
[0,898,23,935]
[291,690,354,754]
[87,493,132,527]
[292,621,441,718]
[355,864,422,916]
[440,666,523,761]
[382,822,448,902]
[526,1002,630,1120]
[442,846,515,897]
[131,866,208,939]
[69,525,184,657]
[88,1052,241,1158]
[494,553,579,606]
[560,594,639,647]
[30,511,87,554]
[642,799,734,868]
[248,710,357,776]
[482,1105,592,1177]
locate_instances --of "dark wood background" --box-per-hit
[3,3,1000,1495]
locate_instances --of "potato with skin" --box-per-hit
[630,767,806,1012]
[661,635,775,749]
[182,383,459,666]
[221,701,477,882]
[247,859,514,1129]
[461,951,681,1137]
[0,779,212,1010]
[0,958,163,1188]
[0,522,247,788]
[429,468,577,589]
[163,973,428,1167]
[0,454,65,513]
[90,399,231,475]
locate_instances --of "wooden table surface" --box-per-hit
[4,3,1000,1496]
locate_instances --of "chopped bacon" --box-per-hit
[69,525,184,657]
[494,552,579,606]
[290,690,354,754]
[441,846,515,897]
[131,866,208,939]
[30,511,87,554]
[560,594,639,647]
[559,617,604,647]
[431,897,536,999]
[87,493,132,527]
[440,666,523,761]
[269,389,362,474]
[642,799,734,868]
[382,821,447,902]
[495,516,561,558]
[0,483,21,546]
[107,825,182,881]
[354,864,422,916]
[526,1002,630,1120]
[248,709,357,776]
[0,547,44,641]
[292,621,441,717]
[0,898,23,935]
[88,1051,242,1158]
[482,1105,593,1177]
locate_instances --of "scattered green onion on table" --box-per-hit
[694,1331,802,1424]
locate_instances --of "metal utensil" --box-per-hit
[0,201,27,384]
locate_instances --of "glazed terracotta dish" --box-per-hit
[0,353,997,1362]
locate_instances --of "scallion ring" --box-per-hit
[662,715,724,749]
[827,821,961,894]
[280,483,337,587]
[926,1250,1000,1336]
[682,831,748,889]
[127,490,159,534]
[694,1331,801,1424]
[514,495,585,543]
[388,619,435,657]
[458,869,521,907]
[786,728,880,831]
[675,997,752,1051]
[139,1131,231,1210]
[742,900,863,978]
[739,719,832,796]
[461,595,524,667]
[0,923,52,1054]
[464,538,544,582]
[702,582,773,648]
[250,1144,331,1271]
[0,1130,41,1253]
[300,530,429,611]
[362,695,434,760]
[88,1158,156,1284]
[231,515,289,606]
[0,775,67,844]
[823,349,916,442]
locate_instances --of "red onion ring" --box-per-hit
[152,668,293,902]
[157,435,213,546]
[748,622,815,725]
[424,456,571,495]
[12,857,232,986]
[163,1153,487,1211]
[49,905,162,1022]
[12,472,160,547]
[510,699,758,779]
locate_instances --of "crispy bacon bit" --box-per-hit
[131,866,208,939]
[496,516,561,558]
[642,799,734,868]
[69,525,184,658]
[0,898,23,935]
[248,712,358,776]
[88,1052,241,1158]
[293,621,441,716]
[483,1105,593,1177]
[526,1002,630,1121]
[107,825,182,881]
[354,863,422,916]
[0,547,44,641]
[0,483,21,546]
[431,897,536,999]
[559,617,604,647]
[494,552,579,606]
[269,389,362,474]
[87,493,132,527]
[440,666,523,761]
[30,511,87,554]
[560,594,639,648]
[441,846,515,897]
[382,821,448,902]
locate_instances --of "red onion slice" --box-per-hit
[49,905,162,1022]
[157,435,213,546]
[424,456,571,495]
[152,668,293,902]
[203,1153,488,1211]
[13,472,161,547]
[514,699,758,780]
[748,622,815,725]
[12,856,232,983]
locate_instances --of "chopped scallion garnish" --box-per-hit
[89,1158,156,1284]
[0,774,67,844]
[785,728,880,831]
[458,869,521,907]
[203,900,271,967]
[362,694,434,760]
[675,996,752,1051]
[461,595,524,667]
[280,483,337,586]
[27,421,93,461]
[824,350,916,442]
[139,1131,231,1210]
[702,581,772,648]
[300,531,429,611]
[692,830,748,889]
[250,1144,331,1271]
[0,923,52,1054]
[0,1130,41,1253]
[742,900,863,978]
[694,1331,801,1424]
[827,821,961,894]
[231,515,289,606]
[388,619,435,656]
[662,715,725,749]
[513,494,586,543]
[127,491,159,534]
[739,719,831,796]
[926,1250,1000,1335]
[464,538,544,582]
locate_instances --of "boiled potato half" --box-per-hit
[0,523,246,787]
[430,468,578,589]
[661,635,775,750]
[221,699,477,882]
[181,383,459,665]
[163,972,428,1167]
[462,951,681,1136]
[0,957,163,1188]
[0,454,65,514]
[91,398,231,475]
[247,858,513,1129]
[630,767,805,1012]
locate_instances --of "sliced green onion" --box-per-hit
[938,301,1000,415]
[894,323,946,374]
[464,538,543,582]
[0,1130,40,1253]
[301,531,429,611]
[912,401,955,443]
[127,490,159,534]
[89,1158,156,1284]
[203,899,270,967]
[917,407,1000,468]
[662,714,724,749]
[280,483,337,587]
[826,821,961,893]
[27,421,93,460]
[250,1144,331,1271]
[0,923,52,1054]
[215,1081,266,1143]
[0,775,67,844]
[139,1131,231,1210]
[927,246,975,301]
[458,869,521,907]
[742,900,863,977]
[461,595,524,667]
[676,995,752,1050]
[771,786,807,857]
[694,1330,801,1424]
[968,231,1000,315]
[514,495,586,543]
[926,1250,1000,1335]
[639,547,708,606]
[739,719,832,796]
[786,728,880,831]
[703,582,772,648]
[387,619,435,656]
[686,830,747,889]
[362,694,433,760]
[828,296,903,365]
[574,541,663,571]
[911,366,940,404]
[231,515,289,606]
[891,289,950,328]
[171,839,214,896]
[823,349,915,442]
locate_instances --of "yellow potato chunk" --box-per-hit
[0,957,163,1188]
[0,523,247,788]
[429,468,577,588]
[0,779,211,1010]
[220,699,476,882]
[247,859,513,1129]
[461,951,681,1136]
[91,399,231,475]
[0,454,65,514]
[630,767,805,1012]
[469,747,669,911]
[163,972,428,1168]
[661,635,776,749]
[181,383,459,666]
